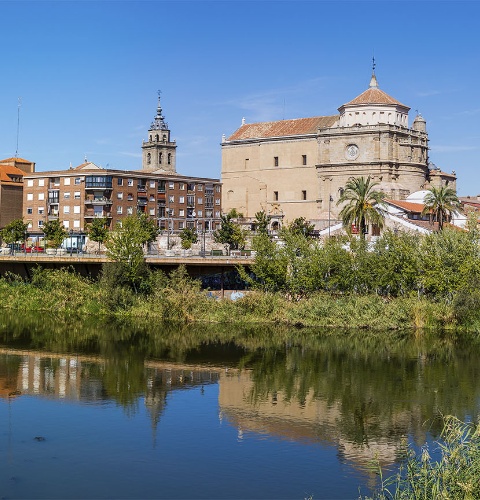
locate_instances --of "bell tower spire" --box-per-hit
[142,91,177,172]
[369,56,379,88]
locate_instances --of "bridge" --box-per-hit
[0,252,253,282]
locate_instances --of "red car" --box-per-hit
[22,245,45,253]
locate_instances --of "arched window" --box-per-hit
[159,152,163,164]
[168,153,171,165]
[163,134,167,142]
[155,134,159,142]
[147,153,151,164]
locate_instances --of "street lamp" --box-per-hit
[69,229,73,256]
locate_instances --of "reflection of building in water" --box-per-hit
[218,370,421,472]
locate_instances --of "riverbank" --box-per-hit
[1,266,479,333]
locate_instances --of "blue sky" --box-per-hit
[1,0,479,195]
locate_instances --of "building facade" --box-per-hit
[221,72,456,229]
[0,158,28,229]
[23,163,222,235]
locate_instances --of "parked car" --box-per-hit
[24,245,45,253]
[6,243,23,252]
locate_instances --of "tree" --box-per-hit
[422,185,460,231]
[337,176,386,239]
[213,210,247,252]
[180,227,198,249]
[136,212,159,246]
[87,217,109,253]
[254,210,269,235]
[0,219,28,245]
[105,214,156,293]
[42,219,68,249]
[287,217,315,237]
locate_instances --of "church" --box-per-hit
[221,70,456,230]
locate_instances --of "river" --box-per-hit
[0,315,479,499]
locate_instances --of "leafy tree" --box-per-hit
[180,227,198,249]
[87,217,109,253]
[0,219,28,245]
[136,212,159,245]
[422,185,461,231]
[254,210,269,235]
[287,217,315,237]
[337,176,386,239]
[105,214,155,293]
[213,210,247,252]
[42,219,68,248]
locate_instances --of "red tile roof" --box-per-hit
[227,116,338,141]
[0,165,24,183]
[342,87,409,109]
[0,157,32,164]
[385,199,424,213]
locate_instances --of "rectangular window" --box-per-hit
[197,210,203,217]
[27,207,33,215]
[302,190,307,200]
[117,206,123,214]
[149,208,155,216]
[274,156,279,167]
[178,221,184,229]
[215,185,221,193]
[63,220,70,229]
[302,155,307,165]
[64,192,71,199]
[118,178,124,186]
[38,179,45,187]
[179,209,185,217]
[215,211,220,218]
[73,220,81,228]
[74,206,80,214]
[169,182,175,189]
[215,199,220,205]
[27,179,33,187]
[127,179,134,187]
[197,197,203,205]
[127,207,133,215]
[179,196,185,204]
[169,195,174,203]
[150,180,155,189]
[197,184,203,192]
[179,183,185,190]
[38,220,44,228]
[64,177,71,186]
[274,191,278,201]
[117,192,123,199]
[38,193,45,201]
[63,206,70,214]
[74,192,81,199]
[38,207,44,215]
[75,177,82,185]
[27,193,33,201]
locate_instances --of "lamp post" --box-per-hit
[24,230,27,254]
[328,195,333,238]
[69,229,73,257]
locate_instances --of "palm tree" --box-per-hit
[422,185,460,231]
[337,176,386,239]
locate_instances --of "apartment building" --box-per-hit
[23,162,222,235]
[0,158,28,228]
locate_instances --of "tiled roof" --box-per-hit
[0,157,32,164]
[385,199,425,213]
[0,164,24,183]
[227,116,338,141]
[342,87,408,108]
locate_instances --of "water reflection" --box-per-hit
[1,313,480,497]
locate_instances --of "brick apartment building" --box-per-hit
[23,162,222,235]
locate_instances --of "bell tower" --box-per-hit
[142,91,177,172]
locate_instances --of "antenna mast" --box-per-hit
[15,97,21,158]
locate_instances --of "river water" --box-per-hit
[0,316,479,499]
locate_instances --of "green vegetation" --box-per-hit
[422,185,461,230]
[213,208,247,252]
[87,217,109,253]
[337,176,386,238]
[0,219,28,245]
[42,219,68,248]
[179,227,198,249]
[363,416,480,499]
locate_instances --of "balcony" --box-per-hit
[85,176,113,189]
[85,197,113,205]
[137,200,148,207]
[137,186,147,193]
[84,211,112,219]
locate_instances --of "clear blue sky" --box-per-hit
[1,0,479,195]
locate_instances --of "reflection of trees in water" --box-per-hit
[1,311,480,449]
[242,334,480,447]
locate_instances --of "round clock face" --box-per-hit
[346,144,359,160]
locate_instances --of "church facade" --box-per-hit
[221,73,456,229]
